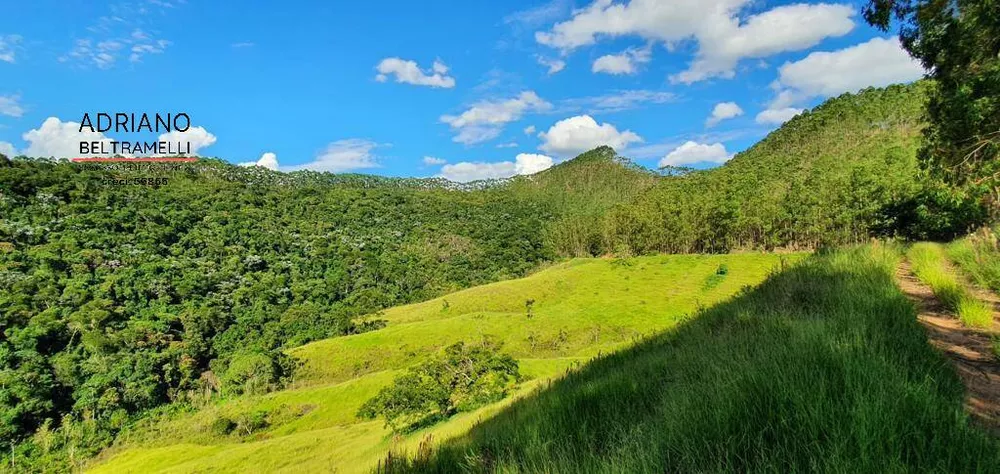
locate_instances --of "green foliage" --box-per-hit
[865,0,1000,212]
[0,158,551,468]
[947,227,1000,293]
[217,350,292,396]
[358,339,520,432]
[603,83,982,254]
[398,246,1000,472]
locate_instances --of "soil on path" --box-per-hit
[896,261,1000,434]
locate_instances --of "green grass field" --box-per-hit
[87,253,796,473]
[393,245,1000,473]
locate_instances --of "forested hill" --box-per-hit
[602,81,983,254]
[0,80,985,471]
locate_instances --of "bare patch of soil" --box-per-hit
[896,261,1000,434]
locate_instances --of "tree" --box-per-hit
[357,339,520,432]
[865,0,1000,213]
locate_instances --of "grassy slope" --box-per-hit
[401,245,1000,473]
[88,253,795,473]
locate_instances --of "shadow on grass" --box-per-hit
[378,245,1000,473]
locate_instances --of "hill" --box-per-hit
[603,81,982,254]
[392,246,1000,472]
[85,253,793,473]
[0,81,989,471]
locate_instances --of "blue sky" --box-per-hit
[0,0,925,181]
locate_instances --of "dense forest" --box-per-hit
[0,80,988,470]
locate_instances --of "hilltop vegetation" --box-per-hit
[0,80,989,471]
[602,82,982,254]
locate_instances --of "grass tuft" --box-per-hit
[908,242,994,329]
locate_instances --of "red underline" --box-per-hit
[70,157,200,162]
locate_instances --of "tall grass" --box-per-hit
[908,242,994,329]
[389,245,1000,473]
[948,227,1000,294]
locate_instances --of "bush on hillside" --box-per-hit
[357,339,521,432]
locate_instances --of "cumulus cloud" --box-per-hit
[514,153,555,174]
[523,125,536,135]
[536,0,855,83]
[755,37,923,127]
[658,141,732,167]
[770,37,924,108]
[375,58,456,88]
[0,95,24,117]
[705,102,743,127]
[0,35,22,63]
[0,141,16,157]
[422,156,447,165]
[21,117,115,158]
[285,139,383,173]
[538,115,642,156]
[239,152,279,171]
[439,153,555,182]
[441,91,551,145]
[755,107,803,125]
[592,45,651,75]
[158,126,217,155]
[537,56,567,74]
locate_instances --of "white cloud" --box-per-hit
[0,95,24,117]
[239,152,279,171]
[285,139,382,173]
[770,37,924,107]
[439,153,554,182]
[592,45,651,75]
[0,141,16,157]
[441,91,551,145]
[537,0,855,83]
[537,56,567,75]
[440,161,516,182]
[497,142,519,148]
[538,115,642,156]
[755,107,803,125]
[565,89,675,114]
[505,0,571,28]
[231,42,255,48]
[0,35,22,63]
[514,153,554,174]
[523,125,536,135]
[21,117,115,158]
[62,29,170,68]
[158,126,217,155]
[375,58,456,88]
[658,141,732,167]
[706,102,743,127]
[422,156,447,165]
[129,32,171,63]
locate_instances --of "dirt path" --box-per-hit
[896,261,1000,434]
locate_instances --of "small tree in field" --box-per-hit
[357,339,520,432]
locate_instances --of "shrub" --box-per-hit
[218,350,291,396]
[358,339,520,432]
